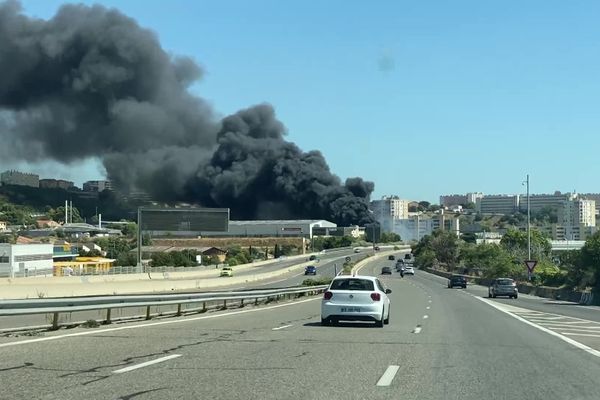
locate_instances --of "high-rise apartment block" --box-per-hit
[0,170,39,188]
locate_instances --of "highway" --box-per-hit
[0,248,367,331]
[1,253,599,399]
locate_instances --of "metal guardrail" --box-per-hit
[0,285,329,330]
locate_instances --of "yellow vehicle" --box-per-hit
[220,267,233,277]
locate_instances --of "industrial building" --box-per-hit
[312,226,364,238]
[200,220,336,239]
[0,243,54,277]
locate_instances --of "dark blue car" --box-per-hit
[304,265,317,275]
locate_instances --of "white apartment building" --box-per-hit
[371,196,410,232]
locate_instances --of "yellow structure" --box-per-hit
[53,257,115,276]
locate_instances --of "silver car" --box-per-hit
[488,278,518,299]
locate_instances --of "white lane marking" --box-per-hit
[562,332,600,338]
[376,365,400,387]
[113,354,181,374]
[428,300,432,303]
[412,327,422,334]
[543,325,600,331]
[423,315,429,319]
[0,297,320,348]
[272,324,293,331]
[426,306,431,310]
[474,297,600,358]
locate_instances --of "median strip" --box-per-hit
[113,354,181,374]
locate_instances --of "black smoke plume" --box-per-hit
[0,1,374,226]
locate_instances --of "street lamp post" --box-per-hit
[526,174,531,261]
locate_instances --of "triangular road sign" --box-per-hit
[525,260,537,272]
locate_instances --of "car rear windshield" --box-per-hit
[497,279,514,285]
[451,276,464,280]
[330,279,375,291]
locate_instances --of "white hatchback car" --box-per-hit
[404,266,415,275]
[321,275,392,327]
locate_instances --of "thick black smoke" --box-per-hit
[0,1,374,226]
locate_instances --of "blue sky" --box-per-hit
[11,0,600,202]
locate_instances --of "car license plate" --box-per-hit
[340,307,360,312]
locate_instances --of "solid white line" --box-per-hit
[272,324,292,331]
[412,327,422,334]
[474,297,600,358]
[376,365,400,387]
[544,325,600,331]
[561,332,600,338]
[423,315,429,319]
[0,297,320,349]
[113,354,181,374]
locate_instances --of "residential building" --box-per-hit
[391,212,460,242]
[431,211,460,237]
[559,199,596,228]
[0,221,7,232]
[83,180,113,192]
[521,192,574,213]
[0,170,39,188]
[439,194,467,207]
[39,179,74,190]
[476,195,520,215]
[0,243,54,277]
[466,192,484,204]
[580,193,600,216]
[371,196,410,232]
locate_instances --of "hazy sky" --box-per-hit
[7,0,600,202]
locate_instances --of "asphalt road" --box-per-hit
[0,249,366,331]
[1,254,599,400]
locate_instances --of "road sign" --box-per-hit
[525,260,538,272]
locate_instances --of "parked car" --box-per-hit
[489,278,518,298]
[321,275,392,327]
[448,275,467,288]
[220,267,233,277]
[304,265,317,275]
[381,266,392,275]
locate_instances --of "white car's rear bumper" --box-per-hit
[321,301,384,321]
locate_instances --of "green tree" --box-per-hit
[500,229,551,260]
[460,232,477,244]
[121,222,138,238]
[461,243,518,279]
[578,231,600,290]
[380,232,401,243]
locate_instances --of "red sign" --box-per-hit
[525,260,537,272]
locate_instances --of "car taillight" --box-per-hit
[371,292,381,301]
[323,291,333,300]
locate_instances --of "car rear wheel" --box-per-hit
[376,310,385,328]
[384,308,390,325]
[321,318,329,326]
[462,285,467,289]
[514,294,518,299]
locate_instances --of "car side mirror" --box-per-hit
[385,289,392,294]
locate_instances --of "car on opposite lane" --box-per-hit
[321,275,392,327]
[220,267,233,277]
[489,278,518,298]
[304,265,317,275]
[381,266,392,275]
[448,275,467,288]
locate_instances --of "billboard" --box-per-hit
[139,207,229,236]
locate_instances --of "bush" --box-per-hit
[302,277,332,286]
